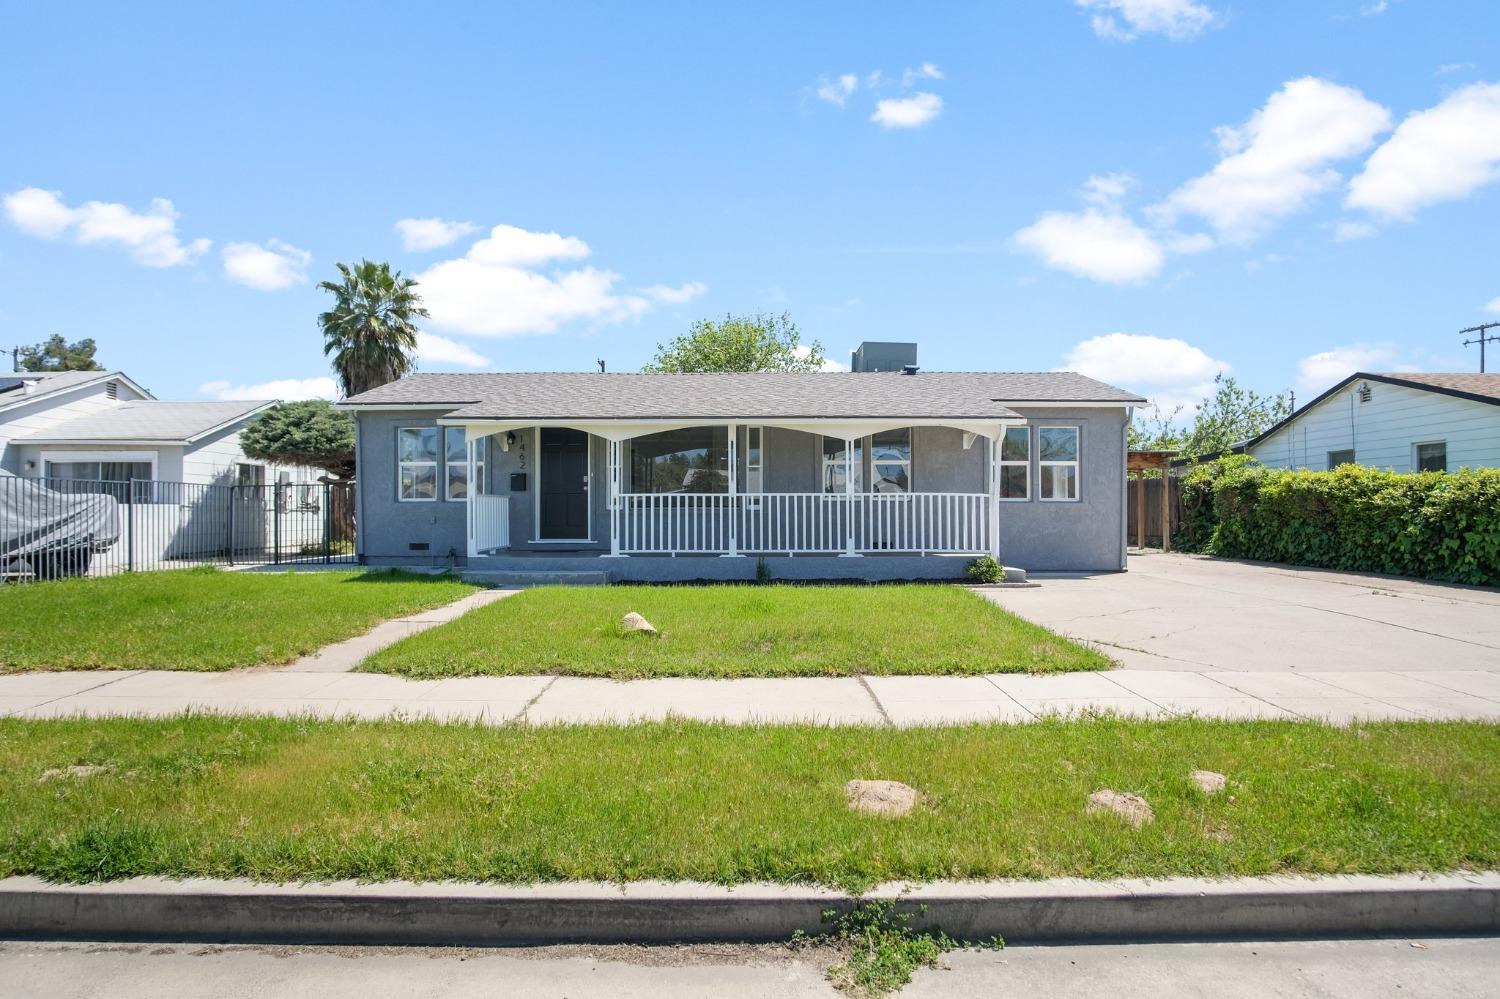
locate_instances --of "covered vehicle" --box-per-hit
[0,475,121,581]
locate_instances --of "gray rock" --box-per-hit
[845,779,919,817]
[1191,770,1227,794]
[1086,789,1154,828]
[620,612,657,635]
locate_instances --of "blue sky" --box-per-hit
[3,1,1498,420]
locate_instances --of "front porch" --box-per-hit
[451,419,1011,566]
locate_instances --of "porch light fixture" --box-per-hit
[501,431,516,452]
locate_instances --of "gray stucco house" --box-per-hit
[338,343,1145,581]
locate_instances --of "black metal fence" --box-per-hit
[1,476,355,582]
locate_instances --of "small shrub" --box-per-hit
[805,898,1002,997]
[965,555,1004,584]
[755,557,773,585]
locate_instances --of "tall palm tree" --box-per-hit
[318,260,428,397]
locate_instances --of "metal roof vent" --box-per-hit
[901,364,919,376]
[1357,382,1372,403]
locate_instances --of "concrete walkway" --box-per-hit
[283,588,516,672]
[3,667,1497,725]
[983,552,1500,672]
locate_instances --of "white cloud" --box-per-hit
[1061,333,1228,416]
[1436,62,1475,76]
[416,223,694,337]
[1151,77,1392,243]
[395,217,480,251]
[1346,82,1500,221]
[1075,0,1219,41]
[199,376,339,401]
[1486,296,1500,314]
[793,344,848,371]
[415,331,490,368]
[1360,1,1389,14]
[1080,172,1136,208]
[641,281,708,305]
[2,187,210,267]
[1295,342,1418,392]
[901,62,944,87]
[816,73,859,107]
[1012,208,1164,284]
[221,239,311,291]
[871,92,943,129]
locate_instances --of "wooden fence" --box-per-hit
[1126,474,1182,549]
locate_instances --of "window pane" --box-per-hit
[1000,465,1028,499]
[1328,450,1355,468]
[1041,464,1077,500]
[401,464,437,500]
[630,427,728,493]
[399,428,438,462]
[445,427,467,463]
[447,463,468,500]
[871,462,909,493]
[1039,427,1078,461]
[870,428,911,462]
[1416,443,1446,472]
[100,461,150,482]
[1001,427,1029,462]
[747,427,762,468]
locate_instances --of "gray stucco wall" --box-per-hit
[355,408,1128,571]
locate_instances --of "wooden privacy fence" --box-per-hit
[1126,451,1181,550]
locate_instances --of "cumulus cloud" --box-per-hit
[1485,296,1500,314]
[641,281,708,305]
[395,217,480,251]
[1012,208,1164,284]
[1151,77,1392,244]
[871,92,943,128]
[1332,220,1378,241]
[901,62,944,87]
[415,224,696,338]
[1075,0,1219,41]
[1295,342,1419,392]
[816,73,859,107]
[199,376,339,401]
[416,332,490,368]
[794,344,849,372]
[1346,82,1500,221]
[2,187,210,267]
[221,239,311,290]
[1061,333,1228,416]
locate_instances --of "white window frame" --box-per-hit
[41,450,158,482]
[1327,448,1355,469]
[821,436,861,494]
[868,427,913,494]
[1412,440,1447,473]
[396,427,440,503]
[998,426,1030,502]
[1038,426,1081,503]
[744,425,764,507]
[444,427,485,501]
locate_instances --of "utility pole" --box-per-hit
[1461,322,1500,373]
[3,346,20,373]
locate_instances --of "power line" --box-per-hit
[1461,321,1500,373]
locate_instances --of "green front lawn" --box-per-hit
[0,568,477,672]
[3,716,1495,885]
[361,584,1111,678]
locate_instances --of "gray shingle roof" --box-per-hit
[1367,372,1500,404]
[13,400,271,444]
[340,371,1144,421]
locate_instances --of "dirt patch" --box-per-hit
[1086,789,1154,828]
[846,779,919,817]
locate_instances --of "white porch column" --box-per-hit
[839,435,862,557]
[465,435,479,558]
[603,438,626,557]
[989,425,1003,560]
[722,422,742,557]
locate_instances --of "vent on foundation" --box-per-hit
[408,542,430,552]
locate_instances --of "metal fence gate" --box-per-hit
[1,476,356,582]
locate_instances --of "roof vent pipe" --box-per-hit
[901,364,919,375]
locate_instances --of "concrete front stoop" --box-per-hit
[459,569,611,587]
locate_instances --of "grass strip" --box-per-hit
[2,715,1495,885]
[0,567,477,672]
[361,584,1110,678]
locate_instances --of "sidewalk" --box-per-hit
[3,666,1498,725]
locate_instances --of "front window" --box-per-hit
[1415,442,1446,472]
[44,459,153,501]
[869,429,911,493]
[397,427,439,501]
[1039,427,1079,501]
[822,437,862,493]
[745,426,763,495]
[1328,449,1355,469]
[236,462,265,488]
[444,427,484,500]
[630,427,729,493]
[999,426,1030,501]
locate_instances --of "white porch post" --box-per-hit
[839,435,862,557]
[603,438,626,557]
[989,425,1003,560]
[722,422,742,557]
[465,434,479,558]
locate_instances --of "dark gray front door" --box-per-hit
[539,428,589,539]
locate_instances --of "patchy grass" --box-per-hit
[0,568,477,672]
[1,716,1495,885]
[362,584,1109,678]
[802,899,1000,997]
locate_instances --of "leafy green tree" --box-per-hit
[644,312,827,373]
[19,335,103,372]
[1127,404,1185,452]
[240,400,356,481]
[1177,374,1290,459]
[319,260,427,397]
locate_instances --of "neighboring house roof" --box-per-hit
[0,370,154,414]
[12,400,273,445]
[339,371,1145,421]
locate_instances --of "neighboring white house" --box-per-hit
[1241,372,1500,473]
[0,370,316,486]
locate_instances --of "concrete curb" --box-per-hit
[1,873,1495,946]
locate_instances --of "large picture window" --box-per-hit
[1039,426,1079,501]
[869,428,911,493]
[999,426,1030,501]
[397,427,439,501]
[630,427,729,493]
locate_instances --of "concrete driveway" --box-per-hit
[986,553,1500,672]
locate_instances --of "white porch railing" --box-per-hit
[614,492,991,555]
[468,494,510,555]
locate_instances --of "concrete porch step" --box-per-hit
[460,569,611,587]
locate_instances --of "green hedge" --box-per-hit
[1174,458,1500,586]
